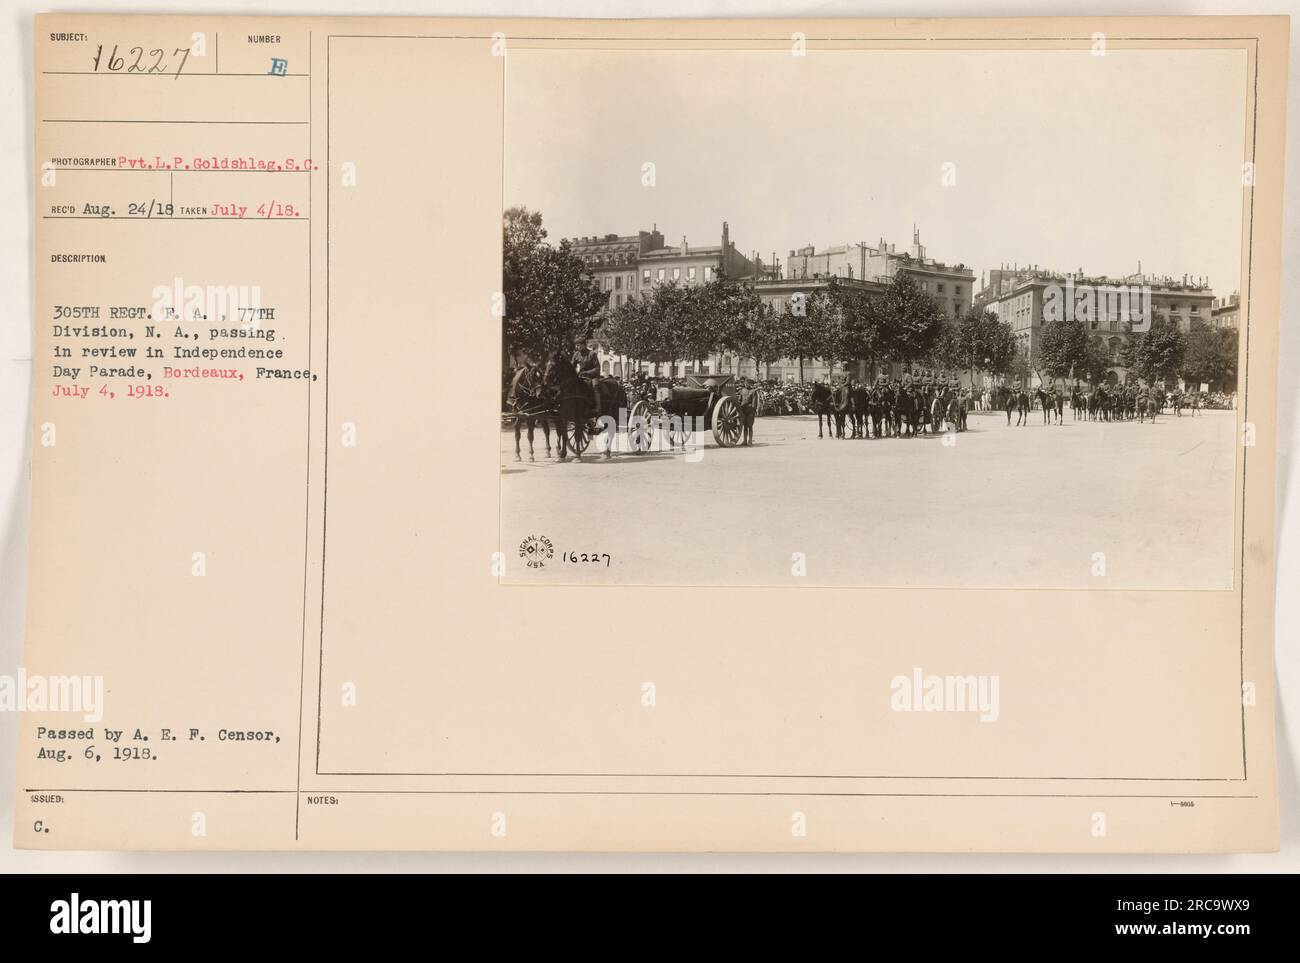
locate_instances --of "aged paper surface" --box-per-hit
[17,13,1285,851]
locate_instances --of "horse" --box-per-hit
[1034,388,1052,425]
[869,384,890,438]
[507,365,553,461]
[1148,389,1165,422]
[876,384,895,437]
[830,381,850,439]
[999,385,1015,426]
[1015,388,1031,426]
[542,352,628,461]
[1070,386,1084,421]
[811,381,834,439]
[848,382,869,438]
[900,385,925,437]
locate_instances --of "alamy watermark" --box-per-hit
[0,669,104,722]
[50,893,150,943]
[150,276,264,330]
[597,407,709,460]
[890,667,1000,722]
[1042,279,1152,333]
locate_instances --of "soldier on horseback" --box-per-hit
[572,338,601,411]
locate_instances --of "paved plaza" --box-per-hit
[500,408,1237,589]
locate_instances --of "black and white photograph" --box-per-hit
[501,46,1247,589]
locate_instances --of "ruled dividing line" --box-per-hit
[20,788,1264,800]
[43,119,308,125]
[41,216,310,221]
[41,71,309,77]
[47,168,312,173]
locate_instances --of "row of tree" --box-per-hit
[1036,316,1237,390]
[503,207,1236,389]
[504,205,1019,382]
[599,271,1024,384]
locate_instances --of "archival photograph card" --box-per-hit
[16,13,1286,852]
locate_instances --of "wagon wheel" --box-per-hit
[665,408,694,449]
[666,421,689,449]
[711,395,743,448]
[627,399,654,454]
[564,417,591,455]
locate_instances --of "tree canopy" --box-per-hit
[1036,318,1089,384]
[877,273,944,366]
[1126,315,1187,385]
[507,214,1028,384]
[946,307,1017,378]
[1180,327,1238,391]
[502,207,606,362]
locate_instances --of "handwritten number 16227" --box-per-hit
[91,45,192,78]
[563,552,612,567]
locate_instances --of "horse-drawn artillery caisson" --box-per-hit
[508,360,745,460]
[628,372,745,450]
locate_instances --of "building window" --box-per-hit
[643,269,651,285]
[937,283,946,293]
[688,267,697,281]
[604,277,612,291]
[672,267,681,281]
[615,294,623,307]
[614,276,622,290]
[954,285,962,296]
[657,268,665,282]
[705,266,714,281]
